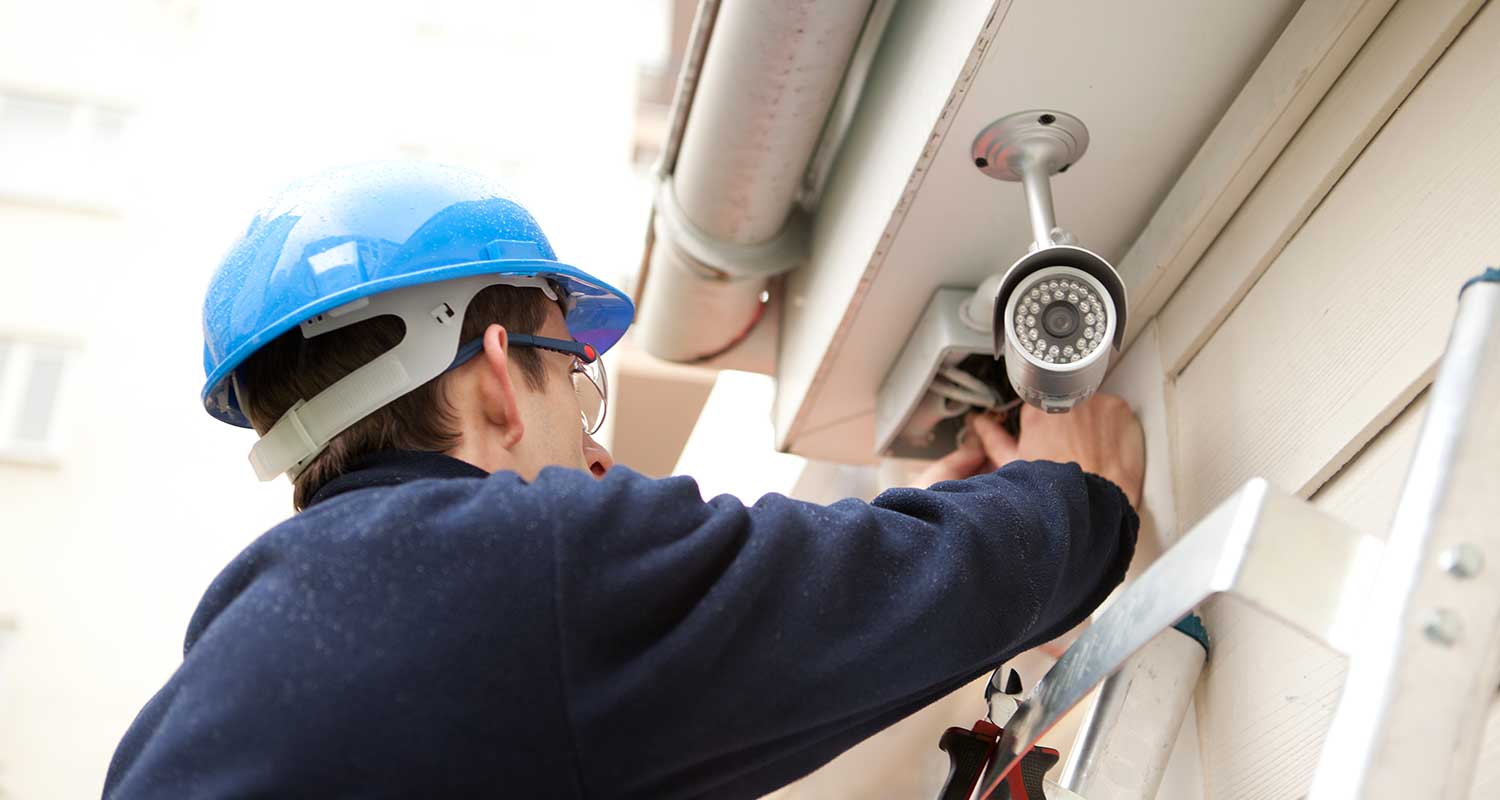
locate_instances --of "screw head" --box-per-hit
[1438,543,1484,578]
[1423,608,1463,646]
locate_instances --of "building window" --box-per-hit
[0,91,133,211]
[0,338,76,465]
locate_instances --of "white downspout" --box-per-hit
[636,0,877,363]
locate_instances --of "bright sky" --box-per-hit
[128,0,664,290]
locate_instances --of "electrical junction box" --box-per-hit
[875,287,1018,459]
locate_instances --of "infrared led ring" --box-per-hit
[1011,275,1108,364]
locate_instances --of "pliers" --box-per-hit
[934,667,1081,800]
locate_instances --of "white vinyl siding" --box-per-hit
[1149,3,1500,796]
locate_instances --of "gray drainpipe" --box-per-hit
[635,0,879,363]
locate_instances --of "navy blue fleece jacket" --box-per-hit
[105,450,1136,798]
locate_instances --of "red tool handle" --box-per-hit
[936,719,1059,800]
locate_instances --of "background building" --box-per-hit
[0,2,663,796]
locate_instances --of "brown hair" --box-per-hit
[238,284,552,510]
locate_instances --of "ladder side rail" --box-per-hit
[1311,272,1500,800]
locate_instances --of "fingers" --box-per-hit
[1090,392,1134,422]
[941,424,986,469]
[909,422,983,484]
[969,412,1019,467]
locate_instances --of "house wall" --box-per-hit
[772,0,1500,795]
[1144,0,1500,796]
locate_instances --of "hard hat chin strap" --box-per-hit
[248,275,559,482]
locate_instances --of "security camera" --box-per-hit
[973,110,1127,413]
[994,245,1125,412]
[872,110,1129,458]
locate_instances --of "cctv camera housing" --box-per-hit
[993,244,1127,413]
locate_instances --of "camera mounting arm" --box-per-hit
[968,110,1125,413]
[972,110,1090,251]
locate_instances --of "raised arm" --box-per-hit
[544,450,1137,799]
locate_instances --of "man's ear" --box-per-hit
[478,323,525,448]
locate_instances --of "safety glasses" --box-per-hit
[446,333,608,436]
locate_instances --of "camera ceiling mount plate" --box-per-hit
[971,110,1090,181]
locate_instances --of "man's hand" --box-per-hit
[911,419,989,487]
[914,394,1145,507]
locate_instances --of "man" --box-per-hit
[105,162,1142,798]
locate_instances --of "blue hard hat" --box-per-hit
[201,161,635,427]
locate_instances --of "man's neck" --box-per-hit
[445,418,532,478]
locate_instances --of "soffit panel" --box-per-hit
[779,0,1303,461]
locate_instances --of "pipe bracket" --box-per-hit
[653,175,810,280]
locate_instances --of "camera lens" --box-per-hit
[1041,301,1079,338]
[1010,274,1110,365]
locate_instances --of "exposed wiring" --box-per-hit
[938,366,994,398]
[930,367,1024,415]
[952,397,1022,451]
[925,366,1026,452]
[992,397,1023,415]
[928,380,998,410]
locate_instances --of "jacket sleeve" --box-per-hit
[539,459,1138,799]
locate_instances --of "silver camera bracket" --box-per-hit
[971,109,1129,415]
[972,110,1090,250]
